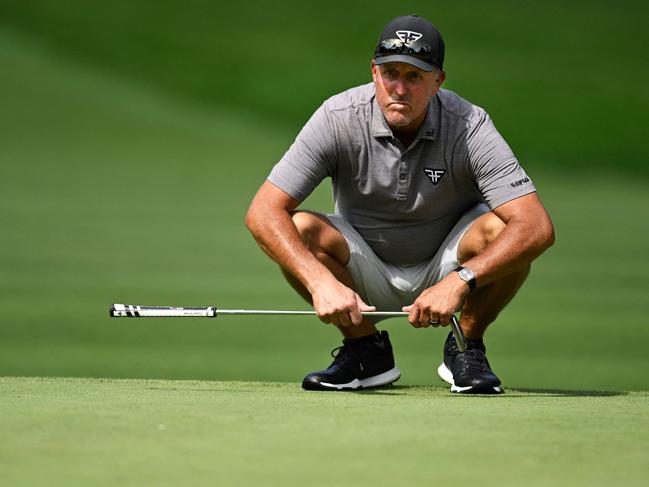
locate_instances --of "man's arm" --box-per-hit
[464,192,554,284]
[404,192,555,325]
[245,180,374,327]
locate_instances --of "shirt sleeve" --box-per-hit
[267,102,337,202]
[464,108,536,209]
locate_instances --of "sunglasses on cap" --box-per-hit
[375,38,433,60]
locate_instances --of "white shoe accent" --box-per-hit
[437,362,502,394]
[319,367,401,390]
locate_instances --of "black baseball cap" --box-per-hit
[374,15,445,71]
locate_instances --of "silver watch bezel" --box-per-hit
[456,266,476,289]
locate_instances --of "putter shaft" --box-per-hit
[110,304,467,351]
[217,310,466,351]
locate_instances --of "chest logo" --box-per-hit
[424,168,446,185]
[396,30,422,44]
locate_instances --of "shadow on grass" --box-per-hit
[353,385,627,397]
[352,384,443,396]
[508,387,627,397]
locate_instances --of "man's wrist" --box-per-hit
[454,266,477,291]
[304,267,339,295]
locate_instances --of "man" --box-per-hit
[245,15,554,394]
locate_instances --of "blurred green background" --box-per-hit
[1,0,648,391]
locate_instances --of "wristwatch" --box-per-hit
[455,266,477,291]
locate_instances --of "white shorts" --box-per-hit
[326,204,489,321]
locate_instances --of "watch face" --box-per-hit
[458,267,475,288]
[459,268,472,281]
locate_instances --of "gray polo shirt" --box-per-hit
[268,82,535,266]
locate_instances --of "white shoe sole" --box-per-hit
[437,362,502,394]
[319,367,401,390]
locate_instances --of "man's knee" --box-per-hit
[482,212,506,243]
[291,211,320,249]
[291,211,334,252]
[291,211,349,265]
[458,212,506,262]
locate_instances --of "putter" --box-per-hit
[109,304,467,351]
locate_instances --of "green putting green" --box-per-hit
[2,377,648,486]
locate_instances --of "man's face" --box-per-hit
[372,61,445,133]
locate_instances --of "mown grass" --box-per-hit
[2,377,648,486]
[2,0,649,175]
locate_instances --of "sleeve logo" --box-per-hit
[510,177,530,188]
[424,168,446,185]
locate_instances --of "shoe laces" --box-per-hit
[330,333,386,369]
[457,348,490,373]
[330,343,359,368]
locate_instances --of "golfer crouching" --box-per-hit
[245,14,554,394]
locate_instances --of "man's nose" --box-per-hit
[394,77,407,97]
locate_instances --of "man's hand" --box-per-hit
[402,272,470,328]
[311,277,376,328]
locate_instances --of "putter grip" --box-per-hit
[110,304,217,317]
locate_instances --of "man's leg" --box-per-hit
[283,211,377,339]
[438,211,529,394]
[456,212,530,339]
[286,211,399,391]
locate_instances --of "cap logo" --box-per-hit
[396,30,422,44]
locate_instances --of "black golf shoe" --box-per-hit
[437,331,503,394]
[302,330,400,391]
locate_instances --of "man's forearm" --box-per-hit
[462,210,554,288]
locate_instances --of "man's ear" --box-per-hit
[371,60,378,82]
[437,70,446,87]
[431,70,446,95]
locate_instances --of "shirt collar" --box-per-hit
[371,93,438,142]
